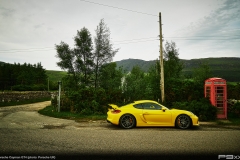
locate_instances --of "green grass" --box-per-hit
[0,97,51,107]
[216,112,240,125]
[38,105,107,121]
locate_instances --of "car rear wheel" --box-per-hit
[119,114,136,129]
[175,114,191,129]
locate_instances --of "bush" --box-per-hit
[32,84,47,91]
[12,84,47,91]
[12,85,32,91]
[231,102,240,117]
[51,95,74,112]
[62,87,111,114]
[172,98,217,121]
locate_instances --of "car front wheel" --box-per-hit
[119,114,136,129]
[175,114,191,129]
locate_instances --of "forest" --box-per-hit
[0,62,47,91]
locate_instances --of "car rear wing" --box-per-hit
[108,104,119,110]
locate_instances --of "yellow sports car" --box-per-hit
[107,100,199,129]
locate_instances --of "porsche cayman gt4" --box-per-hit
[107,100,199,129]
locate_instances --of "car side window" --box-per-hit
[133,104,143,109]
[142,103,161,110]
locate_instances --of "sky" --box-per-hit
[0,0,239,71]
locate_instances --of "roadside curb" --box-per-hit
[199,121,240,130]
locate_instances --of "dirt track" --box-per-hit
[0,101,107,129]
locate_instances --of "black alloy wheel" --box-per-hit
[175,114,191,129]
[119,114,136,129]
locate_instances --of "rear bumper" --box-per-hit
[107,111,121,125]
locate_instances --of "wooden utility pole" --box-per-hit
[159,12,165,103]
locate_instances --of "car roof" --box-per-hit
[133,100,159,104]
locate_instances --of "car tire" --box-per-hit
[119,114,136,129]
[175,114,191,129]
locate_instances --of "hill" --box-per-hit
[2,57,239,82]
[115,57,240,82]
[46,70,67,82]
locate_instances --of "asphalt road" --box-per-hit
[0,101,240,160]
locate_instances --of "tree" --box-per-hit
[122,65,146,101]
[55,27,94,89]
[55,42,78,87]
[0,62,47,91]
[98,62,123,91]
[193,62,212,84]
[163,41,183,80]
[147,60,161,101]
[74,27,94,86]
[161,41,183,105]
[93,19,119,88]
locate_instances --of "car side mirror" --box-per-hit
[162,108,166,112]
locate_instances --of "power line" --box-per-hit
[0,48,55,53]
[0,48,54,52]
[166,35,240,38]
[164,37,240,40]
[113,37,158,42]
[0,35,239,53]
[79,0,158,17]
[114,39,158,45]
[0,37,159,52]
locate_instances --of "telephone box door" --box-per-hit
[215,86,227,119]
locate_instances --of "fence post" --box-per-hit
[58,81,62,112]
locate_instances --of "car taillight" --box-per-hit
[111,110,121,114]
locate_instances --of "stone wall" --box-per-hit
[0,91,52,103]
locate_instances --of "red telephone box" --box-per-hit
[204,77,227,119]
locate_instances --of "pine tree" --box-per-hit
[93,19,119,88]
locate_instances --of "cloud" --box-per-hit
[0,6,15,17]
[34,23,45,29]
[181,0,240,38]
[168,0,240,60]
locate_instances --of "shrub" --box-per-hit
[231,102,240,117]
[79,107,94,115]
[51,94,74,112]
[172,98,217,121]
[12,84,47,91]
[12,85,32,91]
[32,84,47,91]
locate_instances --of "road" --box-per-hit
[0,101,240,160]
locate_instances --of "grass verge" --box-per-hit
[216,112,240,125]
[0,97,51,107]
[38,105,107,121]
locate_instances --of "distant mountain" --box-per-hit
[115,58,156,72]
[2,57,239,82]
[46,70,67,82]
[115,57,240,82]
